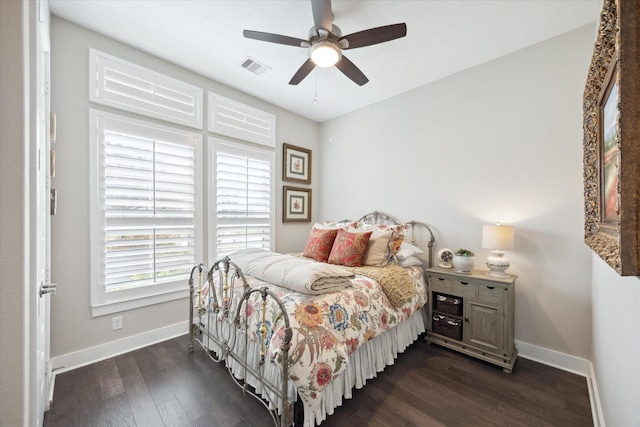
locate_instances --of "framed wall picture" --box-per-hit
[583,0,640,276]
[283,143,311,184]
[598,61,619,230]
[283,186,311,223]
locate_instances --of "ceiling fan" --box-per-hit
[243,0,407,86]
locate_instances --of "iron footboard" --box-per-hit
[188,257,294,427]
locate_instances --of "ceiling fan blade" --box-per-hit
[335,55,369,86]
[340,23,407,49]
[311,0,333,32]
[289,59,316,85]
[243,30,308,47]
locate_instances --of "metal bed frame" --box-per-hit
[187,211,435,426]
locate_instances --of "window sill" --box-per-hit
[91,288,189,317]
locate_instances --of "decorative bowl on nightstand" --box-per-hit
[452,256,474,274]
[452,249,475,274]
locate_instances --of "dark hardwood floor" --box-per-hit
[45,335,593,427]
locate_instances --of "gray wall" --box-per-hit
[0,2,30,426]
[591,255,640,425]
[318,25,595,358]
[49,16,319,358]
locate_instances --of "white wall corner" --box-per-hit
[588,361,605,427]
[516,340,602,426]
[50,321,189,375]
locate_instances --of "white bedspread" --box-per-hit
[229,248,355,294]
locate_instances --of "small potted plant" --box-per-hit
[452,248,475,274]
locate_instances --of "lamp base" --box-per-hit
[485,270,511,278]
[485,252,511,277]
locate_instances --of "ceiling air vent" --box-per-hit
[240,57,270,76]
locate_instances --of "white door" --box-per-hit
[34,1,53,425]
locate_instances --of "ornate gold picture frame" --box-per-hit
[583,0,639,276]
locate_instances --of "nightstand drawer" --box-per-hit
[453,279,476,298]
[429,275,452,293]
[478,285,505,305]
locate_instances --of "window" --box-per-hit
[212,139,275,261]
[87,51,277,315]
[90,110,202,316]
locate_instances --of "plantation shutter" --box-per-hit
[90,49,204,129]
[215,141,274,259]
[208,92,276,147]
[100,115,198,291]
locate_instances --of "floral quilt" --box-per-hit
[200,264,427,414]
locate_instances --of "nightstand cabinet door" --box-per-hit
[466,300,503,353]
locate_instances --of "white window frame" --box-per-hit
[208,137,275,265]
[90,109,203,316]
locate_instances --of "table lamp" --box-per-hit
[482,223,515,277]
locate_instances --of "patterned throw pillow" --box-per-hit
[328,229,373,267]
[303,227,339,262]
[322,220,358,228]
[385,224,406,254]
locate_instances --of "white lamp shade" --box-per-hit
[482,224,514,250]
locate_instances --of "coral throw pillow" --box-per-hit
[303,227,339,262]
[328,229,373,267]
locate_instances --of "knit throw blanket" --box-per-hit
[344,264,417,307]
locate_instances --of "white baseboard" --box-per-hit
[515,340,603,427]
[515,339,590,376]
[50,321,188,375]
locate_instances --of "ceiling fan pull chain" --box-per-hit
[313,70,319,104]
[330,68,335,143]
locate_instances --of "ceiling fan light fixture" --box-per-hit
[310,41,341,67]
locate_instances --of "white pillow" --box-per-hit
[396,242,424,259]
[399,256,423,267]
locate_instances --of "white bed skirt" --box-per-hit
[199,306,427,426]
[306,306,427,426]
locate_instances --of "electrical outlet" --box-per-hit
[112,316,123,330]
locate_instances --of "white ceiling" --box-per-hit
[49,0,601,123]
